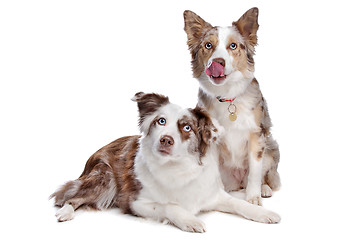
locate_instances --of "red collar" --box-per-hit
[216,96,236,103]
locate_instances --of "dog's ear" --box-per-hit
[132,92,169,127]
[232,7,259,46]
[190,106,217,159]
[184,10,213,50]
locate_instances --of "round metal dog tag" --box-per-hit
[229,113,237,121]
[228,102,237,121]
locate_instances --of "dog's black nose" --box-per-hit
[213,58,225,67]
[160,135,174,147]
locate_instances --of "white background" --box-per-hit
[1,0,359,239]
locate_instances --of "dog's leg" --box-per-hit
[265,166,281,191]
[229,189,246,199]
[246,132,264,205]
[262,149,281,197]
[231,187,271,200]
[55,203,75,222]
[213,191,280,224]
[54,162,115,222]
[132,199,206,233]
[55,198,85,222]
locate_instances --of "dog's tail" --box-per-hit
[49,179,82,207]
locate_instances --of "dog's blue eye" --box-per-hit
[230,43,237,50]
[158,118,166,125]
[183,125,191,132]
[205,42,212,49]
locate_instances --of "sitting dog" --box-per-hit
[183,8,281,205]
[51,92,280,232]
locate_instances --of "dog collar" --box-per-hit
[216,96,236,103]
[216,96,237,121]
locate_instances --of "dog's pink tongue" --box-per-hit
[205,61,224,77]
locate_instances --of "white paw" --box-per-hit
[246,194,262,206]
[261,184,273,198]
[255,209,281,224]
[55,204,74,222]
[174,217,206,233]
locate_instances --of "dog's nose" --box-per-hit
[160,135,174,147]
[213,58,225,67]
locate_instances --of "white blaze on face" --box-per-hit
[208,27,233,76]
[202,25,252,96]
[144,104,195,161]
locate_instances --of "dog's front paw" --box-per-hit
[254,209,281,224]
[261,184,273,198]
[246,194,262,206]
[173,217,206,233]
[55,204,75,222]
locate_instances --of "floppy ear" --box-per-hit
[190,106,217,158]
[183,10,213,51]
[132,92,169,126]
[232,7,259,46]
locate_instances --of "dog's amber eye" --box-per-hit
[158,118,166,125]
[205,42,212,49]
[230,43,237,50]
[183,125,191,132]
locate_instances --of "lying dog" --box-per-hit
[184,8,281,205]
[51,92,280,232]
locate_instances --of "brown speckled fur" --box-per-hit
[51,135,142,215]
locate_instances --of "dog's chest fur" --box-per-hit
[134,143,221,214]
[198,83,262,190]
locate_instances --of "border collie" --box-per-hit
[184,8,280,205]
[51,92,280,232]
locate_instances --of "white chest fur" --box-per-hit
[134,146,223,214]
[210,96,259,164]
